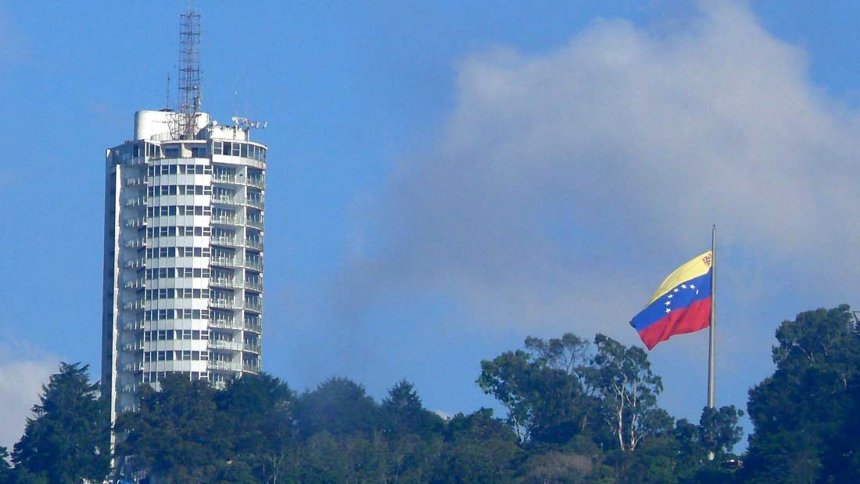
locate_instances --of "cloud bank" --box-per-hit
[340,1,860,341]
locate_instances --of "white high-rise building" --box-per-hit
[101,110,267,419]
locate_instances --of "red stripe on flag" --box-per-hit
[639,297,712,350]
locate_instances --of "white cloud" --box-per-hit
[0,348,58,452]
[339,1,860,344]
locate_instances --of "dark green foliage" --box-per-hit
[742,305,860,482]
[432,408,522,483]
[587,333,665,451]
[10,362,109,484]
[23,313,860,483]
[115,374,228,482]
[698,405,743,459]
[215,373,296,481]
[382,379,444,438]
[477,333,666,453]
[294,377,380,438]
[477,334,592,444]
[0,447,12,483]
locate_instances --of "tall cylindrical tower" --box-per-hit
[102,111,267,418]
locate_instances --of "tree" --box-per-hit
[11,362,109,484]
[115,374,228,482]
[216,373,296,483]
[294,377,379,438]
[477,334,592,444]
[432,408,522,482]
[585,334,665,452]
[381,380,443,438]
[698,405,743,459]
[0,446,12,483]
[743,305,860,482]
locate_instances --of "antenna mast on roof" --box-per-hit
[176,6,202,139]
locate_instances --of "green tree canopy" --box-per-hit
[11,362,109,484]
[743,305,860,482]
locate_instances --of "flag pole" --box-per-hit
[707,225,716,409]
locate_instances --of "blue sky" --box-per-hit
[2,0,859,450]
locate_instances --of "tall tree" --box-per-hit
[216,373,296,483]
[698,405,743,460]
[294,377,379,438]
[115,374,228,482]
[743,305,860,482]
[477,333,593,444]
[585,334,665,452]
[11,362,109,484]
[381,380,444,438]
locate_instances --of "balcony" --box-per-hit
[125,197,147,207]
[244,238,264,250]
[212,173,240,184]
[123,278,145,289]
[244,259,263,271]
[245,198,264,209]
[210,298,242,310]
[210,235,237,247]
[121,384,140,393]
[211,214,242,226]
[208,360,243,372]
[212,195,241,205]
[122,341,144,352]
[246,218,264,230]
[210,318,243,330]
[244,321,262,333]
[210,277,237,289]
[123,300,145,311]
[247,176,265,189]
[244,280,263,292]
[243,343,261,354]
[123,363,143,373]
[125,176,146,186]
[243,364,261,373]
[209,340,244,351]
[244,300,262,313]
[122,321,144,331]
[124,218,146,228]
[210,256,236,267]
[125,238,146,249]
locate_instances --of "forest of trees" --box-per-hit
[1,304,859,483]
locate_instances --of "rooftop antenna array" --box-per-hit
[175,7,202,139]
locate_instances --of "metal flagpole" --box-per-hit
[707,225,716,409]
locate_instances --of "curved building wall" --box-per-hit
[102,114,266,416]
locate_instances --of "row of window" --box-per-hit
[146,268,211,279]
[146,247,211,259]
[144,350,209,362]
[146,226,212,237]
[145,288,210,301]
[147,185,213,196]
[146,205,212,217]
[142,371,208,383]
[145,309,211,321]
[129,142,161,160]
[213,141,267,162]
[147,164,212,176]
[144,329,209,341]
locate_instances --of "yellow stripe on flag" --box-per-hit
[646,251,713,305]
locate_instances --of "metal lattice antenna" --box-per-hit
[176,7,201,139]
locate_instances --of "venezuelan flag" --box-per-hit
[630,251,712,350]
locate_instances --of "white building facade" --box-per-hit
[102,110,266,419]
